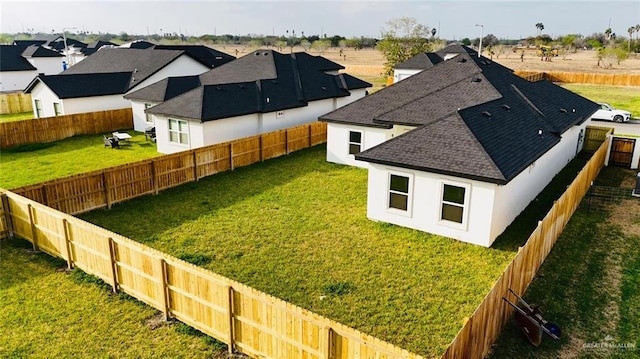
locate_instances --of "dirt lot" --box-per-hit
[211,44,640,78]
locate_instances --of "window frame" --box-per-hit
[168,118,189,145]
[34,99,43,118]
[144,103,153,124]
[53,102,61,116]
[438,180,471,230]
[348,130,363,155]
[386,171,413,216]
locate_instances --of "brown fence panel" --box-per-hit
[231,136,262,169]
[584,126,612,152]
[45,172,107,214]
[0,92,32,114]
[11,184,46,204]
[153,152,196,191]
[0,108,133,149]
[261,130,287,160]
[287,126,311,153]
[310,121,328,146]
[195,143,232,178]
[105,161,155,206]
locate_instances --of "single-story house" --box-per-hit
[392,45,469,83]
[127,49,370,154]
[320,44,599,247]
[24,48,211,118]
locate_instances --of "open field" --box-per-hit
[488,167,640,359]
[560,84,640,118]
[0,132,161,190]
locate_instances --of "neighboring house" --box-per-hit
[20,45,65,74]
[118,40,156,49]
[14,40,48,47]
[0,45,38,92]
[128,49,370,154]
[154,45,235,68]
[76,40,118,60]
[392,45,469,83]
[320,44,598,247]
[24,48,210,118]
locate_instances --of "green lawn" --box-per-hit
[488,167,640,359]
[77,144,589,356]
[0,238,228,358]
[560,84,640,119]
[0,111,33,123]
[0,132,162,189]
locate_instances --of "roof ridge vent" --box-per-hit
[481,111,492,118]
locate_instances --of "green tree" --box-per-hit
[461,37,471,46]
[376,17,431,76]
[311,40,330,54]
[535,22,544,35]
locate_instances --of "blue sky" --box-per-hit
[1,1,639,40]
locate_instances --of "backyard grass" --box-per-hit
[488,167,640,359]
[0,111,33,122]
[77,144,589,356]
[0,238,228,358]
[0,131,162,189]
[560,84,640,119]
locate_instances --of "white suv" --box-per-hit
[590,103,631,123]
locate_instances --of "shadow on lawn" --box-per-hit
[78,145,340,239]
[0,237,67,291]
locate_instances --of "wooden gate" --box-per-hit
[609,137,635,167]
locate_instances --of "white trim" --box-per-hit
[386,171,414,217]
[438,180,471,230]
[168,118,189,146]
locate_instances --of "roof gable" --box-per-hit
[124,75,202,102]
[21,45,63,58]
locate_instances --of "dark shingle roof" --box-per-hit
[153,45,235,68]
[80,41,117,55]
[124,75,202,102]
[120,40,155,49]
[28,72,132,98]
[46,37,87,51]
[61,48,190,91]
[0,45,37,71]
[21,45,63,58]
[323,44,598,184]
[14,40,48,47]
[395,52,443,70]
[146,50,370,121]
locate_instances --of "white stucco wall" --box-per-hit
[365,164,498,247]
[393,69,422,83]
[130,100,159,132]
[0,70,37,92]
[325,123,418,168]
[30,82,63,117]
[62,95,130,115]
[126,55,208,93]
[28,57,65,75]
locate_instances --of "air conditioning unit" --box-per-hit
[633,172,640,198]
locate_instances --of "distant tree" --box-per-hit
[482,34,499,47]
[461,37,472,46]
[300,39,311,51]
[535,22,544,35]
[376,17,431,76]
[493,44,508,58]
[628,26,635,50]
[119,32,131,42]
[328,35,345,47]
[311,40,330,54]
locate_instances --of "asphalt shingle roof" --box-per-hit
[124,75,202,102]
[34,72,132,99]
[21,45,64,58]
[146,50,369,122]
[154,45,235,68]
[0,45,37,71]
[323,44,599,184]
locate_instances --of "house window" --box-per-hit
[388,173,411,212]
[34,99,43,118]
[440,183,469,225]
[53,102,61,116]
[168,119,189,145]
[349,131,362,155]
[144,103,153,123]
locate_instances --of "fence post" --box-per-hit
[1,193,15,239]
[193,150,199,182]
[230,143,235,171]
[27,203,39,251]
[104,171,112,209]
[151,160,159,195]
[259,135,264,162]
[227,285,235,355]
[159,257,171,321]
[322,327,333,359]
[308,124,312,148]
[285,129,290,155]
[62,218,74,269]
[107,237,119,293]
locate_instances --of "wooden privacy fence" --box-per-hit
[0,108,133,149]
[0,92,32,114]
[0,189,424,359]
[11,122,328,215]
[584,126,613,152]
[441,135,611,359]
[515,71,640,86]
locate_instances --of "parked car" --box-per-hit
[590,103,631,122]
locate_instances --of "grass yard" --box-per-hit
[0,132,161,189]
[0,111,33,123]
[78,144,589,356]
[560,84,640,119]
[488,167,640,359]
[0,238,228,358]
